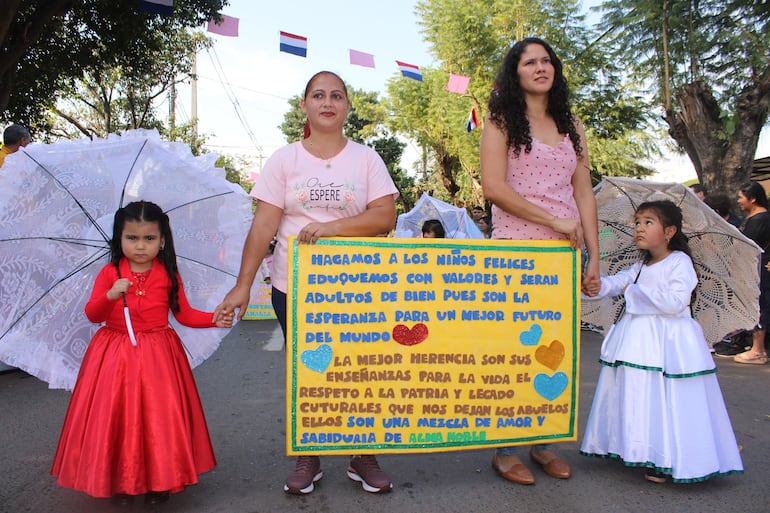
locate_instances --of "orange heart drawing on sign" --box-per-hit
[392,323,429,346]
[535,340,565,371]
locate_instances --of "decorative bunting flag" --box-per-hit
[349,49,375,68]
[446,73,470,94]
[207,14,239,37]
[280,31,308,57]
[466,108,480,132]
[396,60,423,82]
[137,0,173,15]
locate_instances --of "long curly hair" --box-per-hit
[110,201,181,311]
[487,37,582,158]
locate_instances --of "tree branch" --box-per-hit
[53,106,95,139]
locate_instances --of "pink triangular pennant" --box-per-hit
[446,73,470,94]
[349,49,375,68]
[207,14,239,37]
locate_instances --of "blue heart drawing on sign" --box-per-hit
[534,372,568,401]
[301,344,333,373]
[519,324,543,346]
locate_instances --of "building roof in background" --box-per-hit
[752,156,770,182]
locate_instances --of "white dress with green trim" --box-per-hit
[580,251,743,482]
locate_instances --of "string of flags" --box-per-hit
[140,2,480,133]
[279,31,308,57]
[349,49,375,69]
[137,0,173,15]
[466,108,480,132]
[207,14,239,37]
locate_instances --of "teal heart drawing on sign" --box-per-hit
[519,324,542,346]
[301,344,333,373]
[534,372,568,401]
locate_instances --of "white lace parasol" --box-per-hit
[581,177,761,346]
[0,130,255,389]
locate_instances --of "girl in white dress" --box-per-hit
[581,200,743,483]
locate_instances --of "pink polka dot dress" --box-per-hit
[491,135,579,240]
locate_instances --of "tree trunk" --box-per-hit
[435,150,460,200]
[665,74,770,194]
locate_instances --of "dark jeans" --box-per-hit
[271,286,288,341]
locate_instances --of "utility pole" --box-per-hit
[191,52,198,138]
[168,82,176,131]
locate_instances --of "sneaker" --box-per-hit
[714,340,750,357]
[284,456,322,494]
[347,455,393,493]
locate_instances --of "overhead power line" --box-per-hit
[205,46,265,159]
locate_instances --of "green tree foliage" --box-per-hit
[388,0,656,204]
[48,30,212,139]
[0,0,226,132]
[596,0,770,192]
[278,88,417,212]
[216,153,254,193]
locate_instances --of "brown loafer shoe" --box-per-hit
[529,448,571,479]
[492,453,535,485]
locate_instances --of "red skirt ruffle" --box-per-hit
[51,327,216,498]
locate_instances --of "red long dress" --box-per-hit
[51,258,217,498]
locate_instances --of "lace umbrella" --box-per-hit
[0,130,254,389]
[394,193,484,239]
[581,177,761,346]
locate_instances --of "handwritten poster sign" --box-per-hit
[286,238,580,455]
[243,283,277,320]
[243,259,277,320]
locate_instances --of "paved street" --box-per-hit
[1,320,768,513]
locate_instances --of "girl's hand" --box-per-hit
[107,278,132,301]
[765,261,770,272]
[582,258,601,297]
[215,312,234,328]
[582,277,601,296]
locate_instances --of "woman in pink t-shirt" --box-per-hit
[479,37,600,487]
[215,71,398,496]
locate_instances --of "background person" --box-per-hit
[690,183,707,201]
[732,181,770,364]
[704,192,742,228]
[478,215,492,238]
[479,36,600,485]
[214,71,399,495]
[421,219,446,238]
[471,205,486,225]
[0,124,31,167]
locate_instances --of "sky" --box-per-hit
[172,0,437,171]
[172,0,769,181]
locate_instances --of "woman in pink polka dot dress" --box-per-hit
[480,37,600,486]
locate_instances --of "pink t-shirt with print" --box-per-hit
[251,140,398,293]
[491,135,580,240]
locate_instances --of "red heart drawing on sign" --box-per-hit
[392,323,429,346]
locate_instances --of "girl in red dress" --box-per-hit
[51,201,233,505]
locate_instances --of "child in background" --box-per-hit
[478,216,492,238]
[421,219,446,238]
[261,237,276,284]
[581,200,743,483]
[52,201,233,505]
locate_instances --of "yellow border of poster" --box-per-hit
[287,237,580,455]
